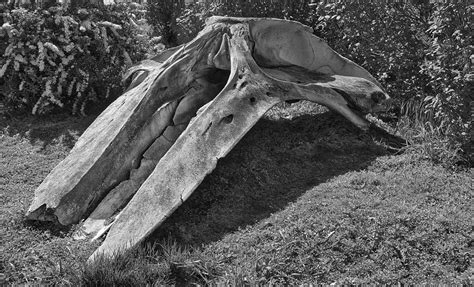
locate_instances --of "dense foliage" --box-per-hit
[170,0,312,44]
[421,4,472,142]
[146,0,185,46]
[0,4,150,115]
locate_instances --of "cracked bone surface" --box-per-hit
[25,17,391,261]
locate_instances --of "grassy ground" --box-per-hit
[1,102,472,285]
[0,114,99,285]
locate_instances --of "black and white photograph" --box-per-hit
[1,0,472,285]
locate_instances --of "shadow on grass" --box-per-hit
[1,109,404,250]
[0,113,96,150]
[150,111,405,247]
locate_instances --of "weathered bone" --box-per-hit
[25,17,391,261]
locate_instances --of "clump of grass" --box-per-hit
[395,116,468,167]
[81,239,219,286]
[81,244,170,286]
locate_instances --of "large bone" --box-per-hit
[26,17,391,261]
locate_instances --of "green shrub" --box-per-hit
[420,3,472,146]
[0,4,150,115]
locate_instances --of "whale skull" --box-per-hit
[26,17,391,261]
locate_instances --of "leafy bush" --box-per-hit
[0,4,150,115]
[420,3,472,146]
[201,0,311,19]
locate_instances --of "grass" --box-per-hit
[1,102,472,285]
[200,154,473,285]
[0,114,99,285]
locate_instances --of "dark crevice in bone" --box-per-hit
[198,68,230,84]
[202,122,213,136]
[221,114,234,124]
[143,136,174,160]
